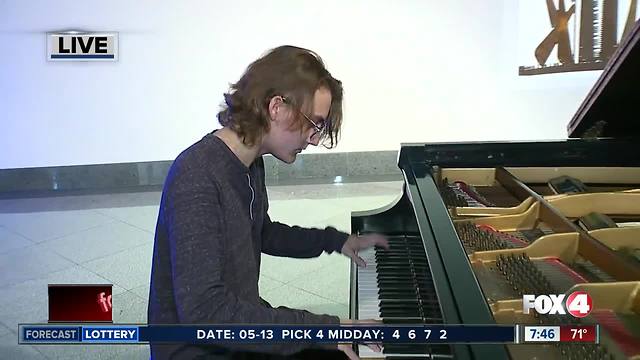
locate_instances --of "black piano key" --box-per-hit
[375,262,428,267]
[382,317,424,324]
[429,344,451,354]
[377,278,420,282]
[379,289,435,296]
[380,310,422,318]
[375,264,420,268]
[378,293,436,301]
[379,302,421,309]
[375,261,427,265]
[376,267,429,272]
[379,303,422,310]
[376,281,421,286]
[378,283,419,288]
[379,307,427,314]
[377,290,421,297]
[376,270,423,274]
[377,273,429,278]
[379,300,422,306]
[383,345,431,354]
[376,251,427,256]
[376,280,420,285]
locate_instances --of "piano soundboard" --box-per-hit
[445,165,640,360]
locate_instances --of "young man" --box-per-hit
[148,45,388,360]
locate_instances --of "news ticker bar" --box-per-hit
[18,324,599,345]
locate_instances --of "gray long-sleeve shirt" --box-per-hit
[148,131,350,359]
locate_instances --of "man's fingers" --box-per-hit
[360,234,389,249]
[353,254,366,268]
[337,344,360,360]
[343,248,365,267]
[373,236,389,249]
[365,343,382,352]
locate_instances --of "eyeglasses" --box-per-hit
[280,96,326,139]
[300,111,325,139]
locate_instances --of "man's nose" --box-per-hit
[307,133,320,146]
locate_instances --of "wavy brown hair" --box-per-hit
[217,45,343,148]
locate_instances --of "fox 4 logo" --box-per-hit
[523,291,593,318]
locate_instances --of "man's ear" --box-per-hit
[268,96,283,122]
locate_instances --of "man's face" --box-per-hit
[267,87,332,164]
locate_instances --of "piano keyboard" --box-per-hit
[356,235,452,359]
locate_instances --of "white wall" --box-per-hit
[1,0,636,169]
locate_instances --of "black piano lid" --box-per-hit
[568,19,640,138]
[398,138,640,168]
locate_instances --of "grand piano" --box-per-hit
[349,21,640,360]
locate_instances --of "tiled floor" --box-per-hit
[0,180,403,359]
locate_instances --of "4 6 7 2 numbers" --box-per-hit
[392,329,447,340]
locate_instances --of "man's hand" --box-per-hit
[337,344,359,360]
[338,343,382,360]
[341,233,389,267]
[338,318,383,359]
